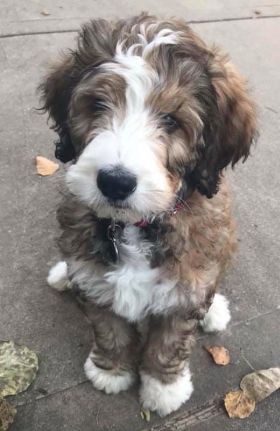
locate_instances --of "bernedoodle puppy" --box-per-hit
[40,13,257,416]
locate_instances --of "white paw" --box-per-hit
[200,293,231,332]
[47,261,69,291]
[140,367,193,417]
[84,356,135,394]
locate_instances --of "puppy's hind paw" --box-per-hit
[140,367,193,417]
[47,261,70,291]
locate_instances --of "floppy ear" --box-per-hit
[39,55,77,162]
[39,19,116,163]
[190,50,258,198]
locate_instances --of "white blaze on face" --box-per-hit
[66,29,180,221]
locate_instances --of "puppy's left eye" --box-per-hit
[161,114,179,133]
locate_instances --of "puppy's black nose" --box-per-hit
[97,167,137,201]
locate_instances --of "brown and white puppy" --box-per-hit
[41,13,257,416]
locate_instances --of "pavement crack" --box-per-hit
[1,14,280,39]
[266,106,278,114]
[0,28,79,39]
[16,379,88,407]
[232,306,280,328]
[143,398,224,431]
[197,306,280,340]
[189,13,280,24]
[240,350,256,371]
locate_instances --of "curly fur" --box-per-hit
[41,13,257,416]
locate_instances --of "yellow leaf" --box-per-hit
[240,368,280,403]
[140,408,151,422]
[35,156,59,176]
[0,341,38,397]
[205,345,230,366]
[224,390,255,419]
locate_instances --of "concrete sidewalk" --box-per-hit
[0,1,280,430]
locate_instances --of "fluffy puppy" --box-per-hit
[41,13,257,416]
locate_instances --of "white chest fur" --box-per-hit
[106,225,180,321]
[71,225,179,322]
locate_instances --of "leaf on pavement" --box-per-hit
[0,398,17,431]
[224,390,255,419]
[140,408,151,422]
[205,345,230,366]
[0,341,38,398]
[240,367,280,403]
[225,367,280,419]
[35,156,59,176]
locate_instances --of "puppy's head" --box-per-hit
[40,14,257,222]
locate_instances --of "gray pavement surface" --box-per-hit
[0,1,280,430]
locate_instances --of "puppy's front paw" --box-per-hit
[84,355,135,394]
[139,367,193,417]
[200,293,231,332]
[47,261,70,291]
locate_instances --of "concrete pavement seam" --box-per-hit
[1,14,280,39]
[15,379,88,407]
[142,398,224,431]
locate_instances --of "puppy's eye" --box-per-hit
[93,99,108,112]
[87,98,108,113]
[161,114,179,133]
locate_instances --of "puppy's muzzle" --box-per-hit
[97,166,137,201]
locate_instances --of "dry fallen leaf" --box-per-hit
[240,368,280,403]
[224,390,255,419]
[140,408,151,422]
[0,398,17,431]
[41,9,50,16]
[205,345,230,366]
[0,341,38,398]
[225,367,280,420]
[35,156,59,176]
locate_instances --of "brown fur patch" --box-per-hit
[69,71,127,147]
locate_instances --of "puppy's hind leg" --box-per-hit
[47,261,70,291]
[200,293,231,333]
[140,314,196,417]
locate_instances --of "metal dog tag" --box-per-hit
[107,220,122,263]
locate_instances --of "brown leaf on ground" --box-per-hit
[0,398,17,431]
[225,367,280,420]
[205,345,230,366]
[240,368,280,403]
[224,390,255,419]
[35,156,59,176]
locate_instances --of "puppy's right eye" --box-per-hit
[94,99,108,111]
[87,98,108,113]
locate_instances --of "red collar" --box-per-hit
[134,201,185,228]
[105,200,185,263]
